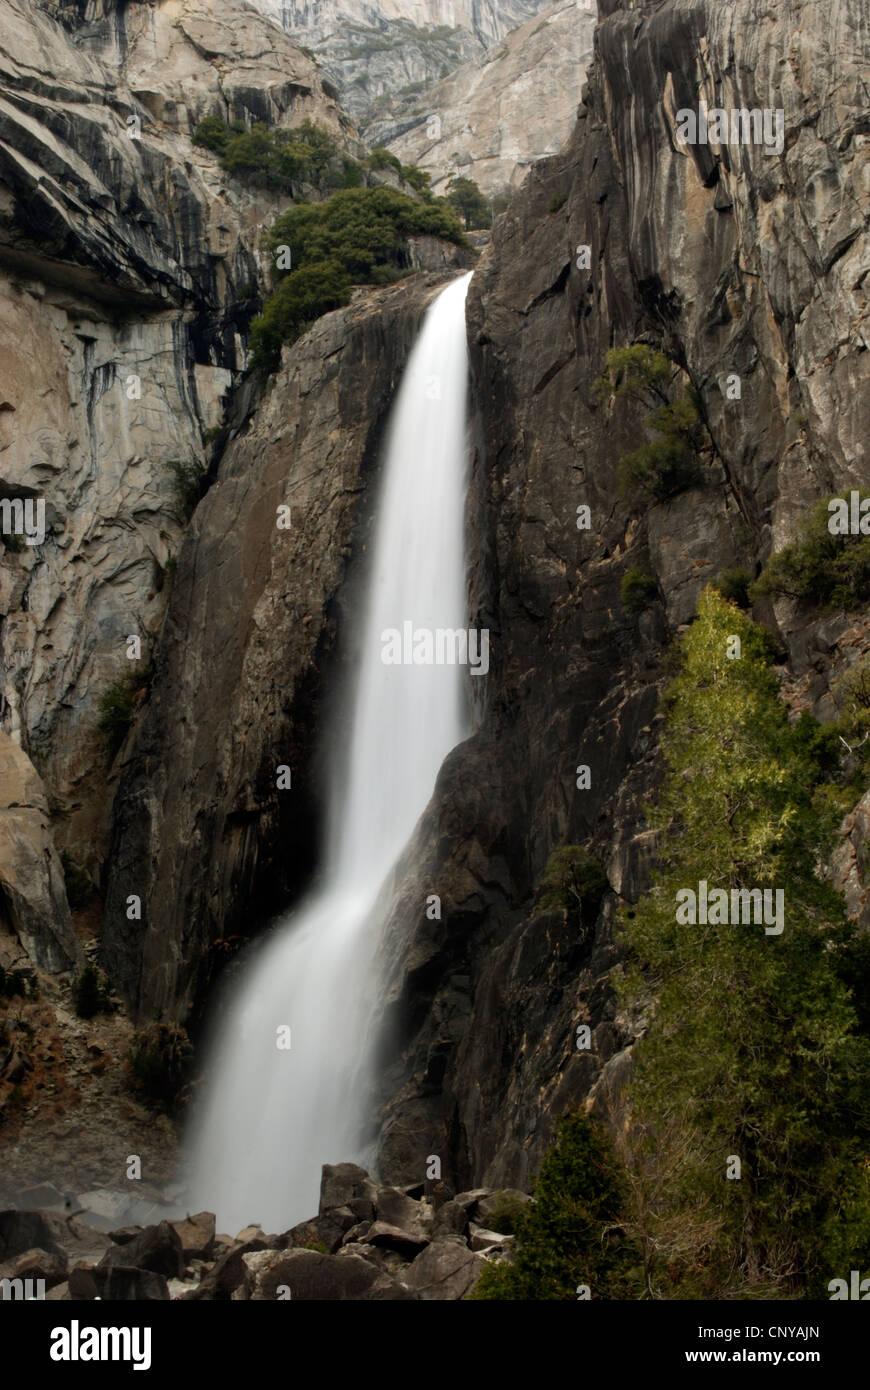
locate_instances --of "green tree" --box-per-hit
[446,175,491,230]
[469,1111,639,1299]
[595,344,705,502]
[537,846,608,930]
[752,492,870,610]
[619,588,870,1296]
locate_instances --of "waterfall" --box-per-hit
[188,272,474,1233]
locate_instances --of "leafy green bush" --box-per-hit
[752,493,870,610]
[167,458,206,519]
[368,146,402,174]
[711,565,754,609]
[193,117,346,195]
[481,1192,529,1235]
[98,664,152,754]
[250,260,353,371]
[547,192,567,214]
[400,164,433,198]
[251,187,468,370]
[74,964,113,1019]
[595,345,705,501]
[537,846,608,928]
[621,568,658,613]
[126,1022,193,1112]
[469,1112,639,1299]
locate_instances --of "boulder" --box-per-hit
[373,1185,433,1240]
[0,1247,67,1288]
[469,1225,515,1253]
[100,1267,170,1301]
[364,1222,430,1257]
[284,1207,356,1254]
[243,1249,416,1301]
[186,1236,267,1300]
[473,1189,531,1230]
[0,1209,67,1261]
[432,1200,469,1238]
[97,1221,184,1280]
[68,1264,101,1300]
[319,1164,378,1216]
[170,1211,216,1261]
[401,1238,485,1300]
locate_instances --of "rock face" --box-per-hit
[372,1,596,196]
[370,0,870,1190]
[0,732,80,973]
[250,0,558,119]
[0,0,353,895]
[101,269,470,1018]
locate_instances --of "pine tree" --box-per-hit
[619,588,870,1296]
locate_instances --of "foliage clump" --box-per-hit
[621,568,659,613]
[469,1111,639,1299]
[752,492,870,610]
[446,175,491,230]
[595,344,706,502]
[618,587,870,1297]
[126,1022,193,1113]
[251,187,468,370]
[98,664,152,755]
[537,846,608,930]
[74,964,114,1019]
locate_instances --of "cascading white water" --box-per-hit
[188,272,474,1233]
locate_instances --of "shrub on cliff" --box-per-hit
[618,588,870,1296]
[126,1022,193,1113]
[752,492,870,610]
[595,344,706,502]
[537,846,608,930]
[469,1111,639,1300]
[98,665,152,756]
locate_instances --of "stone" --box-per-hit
[469,1225,515,1252]
[243,1249,416,1301]
[170,1211,216,1261]
[97,1221,184,1280]
[0,1209,68,1261]
[318,1163,379,1216]
[100,1267,170,1301]
[364,1222,430,1257]
[2,1247,68,1289]
[68,1264,101,1300]
[401,1239,485,1300]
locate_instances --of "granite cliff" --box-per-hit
[1,0,868,1217]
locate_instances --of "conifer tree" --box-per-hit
[620,588,870,1295]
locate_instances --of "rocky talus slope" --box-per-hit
[0,1162,519,1300]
